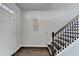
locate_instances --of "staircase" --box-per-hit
[47,15,79,56]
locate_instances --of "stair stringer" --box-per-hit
[56,38,79,56]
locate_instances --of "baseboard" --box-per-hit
[21,45,48,47]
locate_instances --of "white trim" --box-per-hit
[21,45,47,47]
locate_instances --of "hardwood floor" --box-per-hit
[12,47,50,56]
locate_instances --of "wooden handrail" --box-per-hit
[54,15,79,36]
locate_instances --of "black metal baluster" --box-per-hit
[67,25,69,46]
[52,32,54,56]
[60,32,62,52]
[77,17,79,36]
[74,18,76,40]
[72,21,74,42]
[62,30,64,49]
[70,23,72,44]
[58,33,59,53]
[65,27,66,48]
[77,17,78,38]
[55,35,57,55]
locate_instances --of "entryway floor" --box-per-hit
[12,47,50,56]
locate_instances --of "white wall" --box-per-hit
[22,5,79,47]
[0,3,22,56]
[6,3,22,55]
[4,3,22,49]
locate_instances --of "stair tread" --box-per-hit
[55,39,66,46]
[51,42,61,50]
[48,44,56,53]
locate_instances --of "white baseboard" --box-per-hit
[21,45,48,47]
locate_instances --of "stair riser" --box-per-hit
[51,42,61,50]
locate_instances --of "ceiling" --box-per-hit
[16,3,79,11]
[16,3,52,11]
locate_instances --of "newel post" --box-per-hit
[52,32,54,43]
